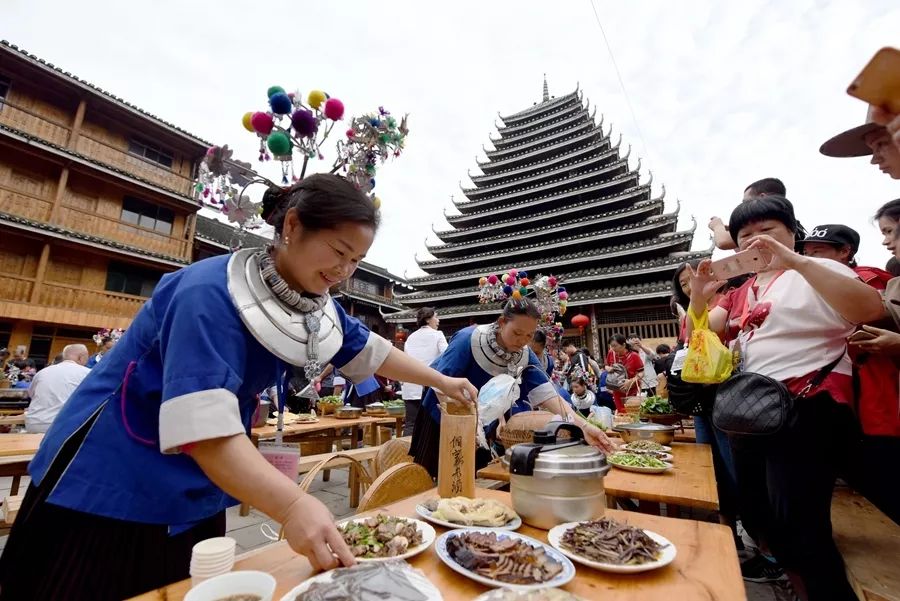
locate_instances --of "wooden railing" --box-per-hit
[0,183,191,259]
[0,274,35,304]
[36,282,145,320]
[0,100,195,196]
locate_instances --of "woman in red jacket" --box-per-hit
[604,334,644,412]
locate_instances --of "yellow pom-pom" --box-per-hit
[372,196,381,209]
[241,112,254,132]
[308,90,327,110]
[512,289,522,300]
[479,277,487,286]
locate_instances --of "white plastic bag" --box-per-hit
[478,373,521,424]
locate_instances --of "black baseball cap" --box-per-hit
[796,224,860,255]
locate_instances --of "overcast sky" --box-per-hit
[4,0,898,277]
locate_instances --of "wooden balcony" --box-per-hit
[0,100,195,197]
[0,184,192,260]
[0,273,141,329]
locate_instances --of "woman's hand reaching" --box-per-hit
[583,422,617,455]
[437,375,479,407]
[685,260,727,312]
[281,494,355,572]
[746,234,805,272]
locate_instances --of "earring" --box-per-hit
[284,237,290,246]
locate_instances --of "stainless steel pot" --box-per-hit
[334,406,363,419]
[503,421,610,529]
[613,422,676,445]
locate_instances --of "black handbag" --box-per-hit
[666,371,717,416]
[712,355,843,436]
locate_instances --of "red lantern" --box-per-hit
[394,328,409,343]
[571,314,590,331]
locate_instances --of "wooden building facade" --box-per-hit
[0,40,209,368]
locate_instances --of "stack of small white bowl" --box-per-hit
[190,537,236,585]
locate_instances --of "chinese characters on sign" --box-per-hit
[451,434,464,495]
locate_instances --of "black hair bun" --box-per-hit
[261,187,288,225]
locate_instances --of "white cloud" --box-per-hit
[3,0,898,276]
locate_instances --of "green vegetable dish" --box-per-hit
[639,396,673,415]
[382,400,405,408]
[608,452,669,469]
[318,395,344,405]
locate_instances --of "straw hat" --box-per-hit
[820,106,885,157]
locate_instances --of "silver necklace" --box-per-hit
[257,248,328,380]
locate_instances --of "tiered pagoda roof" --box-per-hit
[385,80,709,324]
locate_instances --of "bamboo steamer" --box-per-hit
[499,410,564,449]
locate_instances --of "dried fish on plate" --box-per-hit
[547,519,677,574]
[446,532,564,584]
[283,560,440,601]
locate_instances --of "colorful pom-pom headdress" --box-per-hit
[477,268,568,336]
[92,328,125,347]
[195,86,409,249]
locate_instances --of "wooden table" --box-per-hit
[0,414,25,427]
[0,433,43,458]
[250,415,382,445]
[477,442,718,515]
[131,487,742,601]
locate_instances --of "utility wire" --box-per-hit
[587,0,653,168]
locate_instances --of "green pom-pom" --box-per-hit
[266,131,291,156]
[267,86,286,98]
[378,133,390,144]
[519,285,528,295]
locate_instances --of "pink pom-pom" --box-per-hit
[346,128,355,138]
[548,276,558,287]
[505,275,516,286]
[559,291,569,300]
[509,268,518,277]
[206,146,217,157]
[250,111,274,135]
[323,98,345,120]
[487,274,498,285]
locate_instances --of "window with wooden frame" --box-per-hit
[127,137,174,169]
[105,261,162,297]
[121,196,174,236]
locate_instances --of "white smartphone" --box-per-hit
[709,248,766,279]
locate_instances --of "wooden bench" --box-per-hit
[832,487,900,601]
[2,493,21,526]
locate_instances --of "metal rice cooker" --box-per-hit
[502,421,610,529]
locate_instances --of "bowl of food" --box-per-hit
[364,402,388,416]
[612,422,676,446]
[638,396,681,425]
[383,399,406,416]
[184,571,276,601]
[316,395,344,415]
[334,406,363,420]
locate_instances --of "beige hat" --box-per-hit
[820,105,885,158]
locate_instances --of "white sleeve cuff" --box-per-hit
[528,382,558,406]
[158,389,246,454]
[339,332,393,382]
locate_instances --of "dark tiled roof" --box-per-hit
[0,124,198,206]
[438,185,652,240]
[1,40,211,149]
[409,232,694,285]
[335,289,406,310]
[491,105,587,149]
[420,215,678,267]
[194,215,271,249]
[469,138,610,184]
[0,210,189,265]
[500,88,579,123]
[385,280,675,323]
[398,251,711,303]
[431,197,663,254]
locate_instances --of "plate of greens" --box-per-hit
[607,451,672,474]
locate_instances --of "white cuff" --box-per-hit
[339,333,393,382]
[528,382,558,406]
[159,389,245,454]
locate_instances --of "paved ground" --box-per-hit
[0,469,794,599]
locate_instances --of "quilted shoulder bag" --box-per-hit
[712,354,842,436]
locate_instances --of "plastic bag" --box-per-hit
[478,373,521,424]
[681,307,733,384]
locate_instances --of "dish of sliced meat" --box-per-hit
[435,529,575,592]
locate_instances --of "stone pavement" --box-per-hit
[0,469,794,600]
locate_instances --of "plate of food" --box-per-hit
[337,515,435,562]
[547,518,677,574]
[607,452,673,474]
[280,560,442,601]
[435,529,575,591]
[473,589,585,601]
[416,497,522,531]
[623,440,671,453]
